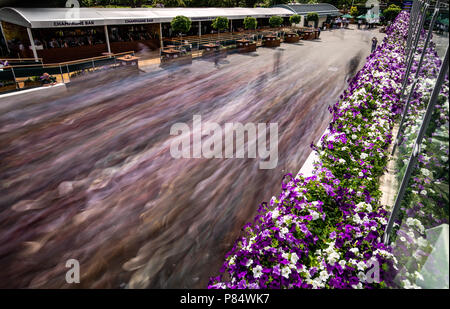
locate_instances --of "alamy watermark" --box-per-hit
[65,258,80,284]
[363,259,381,284]
[65,0,80,22]
[170,115,279,170]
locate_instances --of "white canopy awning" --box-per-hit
[0,7,294,29]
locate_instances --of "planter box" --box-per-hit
[301,31,315,40]
[0,84,17,93]
[236,40,257,53]
[160,51,192,67]
[117,55,140,70]
[284,33,300,43]
[201,44,220,57]
[262,36,280,48]
[23,81,42,89]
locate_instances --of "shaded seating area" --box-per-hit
[0,51,134,93]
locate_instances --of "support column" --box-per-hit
[230,19,233,33]
[26,27,38,62]
[159,23,163,56]
[199,21,201,37]
[0,21,10,53]
[104,25,111,56]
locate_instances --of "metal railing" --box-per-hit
[384,0,449,244]
[0,51,135,93]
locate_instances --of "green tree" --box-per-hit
[269,15,283,28]
[289,14,301,26]
[243,16,258,30]
[171,15,192,36]
[350,6,358,18]
[212,16,229,32]
[155,0,186,7]
[383,4,401,22]
[337,0,352,9]
[242,0,259,7]
[266,0,290,7]
[306,12,319,27]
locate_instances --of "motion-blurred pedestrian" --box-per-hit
[371,36,378,53]
[273,49,282,75]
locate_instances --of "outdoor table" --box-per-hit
[236,39,257,53]
[160,49,192,67]
[299,29,315,40]
[161,49,184,59]
[201,44,220,51]
[117,55,139,69]
[262,35,280,47]
[284,33,300,43]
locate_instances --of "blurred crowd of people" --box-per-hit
[331,17,350,29]
[41,35,104,49]
[6,28,159,55]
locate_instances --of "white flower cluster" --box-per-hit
[355,202,373,213]
[406,217,425,234]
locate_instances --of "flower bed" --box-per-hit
[208,12,414,289]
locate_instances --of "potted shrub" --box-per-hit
[170,15,192,50]
[212,16,228,42]
[285,14,301,43]
[306,12,320,39]
[238,17,258,52]
[0,80,17,93]
[289,14,301,28]
[171,15,192,40]
[306,12,319,26]
[263,16,282,47]
[161,15,193,66]
[269,15,283,29]
[24,76,42,88]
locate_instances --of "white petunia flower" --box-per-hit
[253,265,263,278]
[272,209,280,220]
[281,267,292,279]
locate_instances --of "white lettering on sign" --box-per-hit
[124,19,154,23]
[53,20,95,27]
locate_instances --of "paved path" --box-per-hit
[0,26,384,288]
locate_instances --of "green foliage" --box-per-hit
[383,4,402,21]
[289,14,301,25]
[79,0,156,7]
[212,16,229,31]
[266,0,290,6]
[171,15,192,34]
[350,6,358,17]
[269,15,283,28]
[306,12,319,22]
[243,16,258,30]
[241,0,259,7]
[156,0,186,7]
[337,0,352,8]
